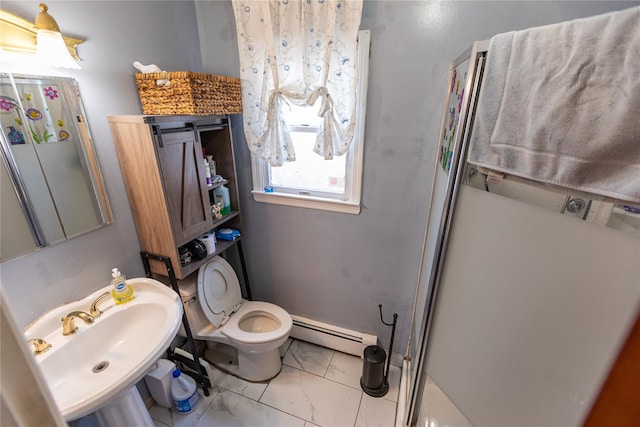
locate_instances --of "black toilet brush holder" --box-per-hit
[360,304,398,397]
[361,345,388,396]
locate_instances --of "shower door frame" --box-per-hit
[406,39,489,426]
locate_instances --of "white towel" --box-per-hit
[469,6,640,203]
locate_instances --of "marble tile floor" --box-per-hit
[149,338,401,427]
[71,338,470,427]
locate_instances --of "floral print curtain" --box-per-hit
[232,0,363,166]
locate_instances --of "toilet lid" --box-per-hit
[197,256,242,328]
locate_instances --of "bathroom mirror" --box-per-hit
[0,73,113,261]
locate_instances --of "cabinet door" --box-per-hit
[156,129,212,245]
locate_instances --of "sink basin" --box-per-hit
[24,277,183,421]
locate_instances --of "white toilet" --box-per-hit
[177,256,292,382]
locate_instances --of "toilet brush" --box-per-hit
[360,304,398,397]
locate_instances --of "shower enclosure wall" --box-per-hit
[402,40,640,427]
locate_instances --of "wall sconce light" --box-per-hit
[0,3,84,69]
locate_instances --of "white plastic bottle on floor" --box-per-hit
[170,369,199,414]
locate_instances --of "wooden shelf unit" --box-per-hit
[108,114,244,280]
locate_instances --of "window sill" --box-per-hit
[252,190,360,214]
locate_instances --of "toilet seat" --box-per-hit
[222,301,293,344]
[197,256,242,327]
[196,256,292,344]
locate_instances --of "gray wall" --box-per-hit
[1,1,637,357]
[1,0,203,327]
[195,0,640,355]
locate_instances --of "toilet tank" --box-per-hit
[176,275,213,337]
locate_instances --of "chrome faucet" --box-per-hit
[28,338,51,355]
[89,292,111,318]
[61,311,94,335]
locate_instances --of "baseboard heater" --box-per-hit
[290,315,377,357]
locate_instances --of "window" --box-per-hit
[251,30,370,215]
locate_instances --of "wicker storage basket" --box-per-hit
[135,71,242,115]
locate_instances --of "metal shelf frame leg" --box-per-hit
[140,251,210,396]
[236,239,252,300]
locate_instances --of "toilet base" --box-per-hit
[204,342,282,382]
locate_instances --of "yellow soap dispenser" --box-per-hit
[111,268,134,304]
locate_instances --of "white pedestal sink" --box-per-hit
[24,278,183,425]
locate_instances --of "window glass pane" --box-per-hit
[270,131,346,194]
[287,102,321,126]
[250,30,369,214]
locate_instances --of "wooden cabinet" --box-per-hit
[108,115,243,279]
[156,130,212,245]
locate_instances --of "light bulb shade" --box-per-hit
[36,29,80,69]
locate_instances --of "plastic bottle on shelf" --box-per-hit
[111,268,134,304]
[204,158,212,186]
[170,369,199,414]
[206,155,216,177]
[213,185,231,215]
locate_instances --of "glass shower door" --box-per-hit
[407,37,640,427]
[406,41,488,426]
